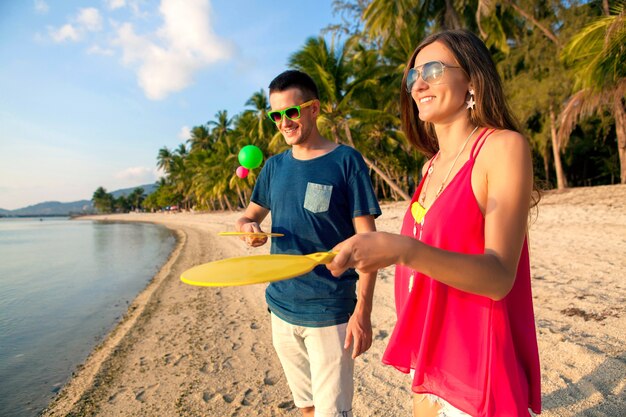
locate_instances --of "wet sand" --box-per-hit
[42,184,626,416]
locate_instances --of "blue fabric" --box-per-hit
[251,145,381,327]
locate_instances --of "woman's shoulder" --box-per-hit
[480,128,529,156]
[477,128,532,174]
[484,128,525,142]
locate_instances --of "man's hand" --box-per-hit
[238,221,268,247]
[235,203,270,247]
[345,307,372,359]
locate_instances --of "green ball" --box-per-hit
[238,145,263,169]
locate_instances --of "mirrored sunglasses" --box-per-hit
[267,99,316,123]
[406,61,461,92]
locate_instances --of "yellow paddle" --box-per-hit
[180,252,337,287]
[217,231,284,237]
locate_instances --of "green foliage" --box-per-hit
[561,1,626,91]
[92,186,114,213]
[140,0,624,211]
[563,114,620,185]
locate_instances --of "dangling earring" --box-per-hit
[466,89,476,110]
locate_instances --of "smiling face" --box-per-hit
[269,88,317,147]
[409,41,471,125]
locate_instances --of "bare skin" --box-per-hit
[236,87,377,416]
[326,41,533,416]
[413,394,440,417]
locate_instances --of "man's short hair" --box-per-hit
[268,70,319,100]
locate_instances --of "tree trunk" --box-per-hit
[339,122,411,201]
[505,1,560,46]
[235,184,246,208]
[223,196,233,211]
[542,147,550,185]
[613,96,626,184]
[550,106,568,189]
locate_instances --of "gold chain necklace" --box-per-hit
[418,125,479,208]
[409,126,478,293]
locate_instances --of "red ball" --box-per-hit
[236,166,249,178]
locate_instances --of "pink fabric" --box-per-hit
[383,128,541,416]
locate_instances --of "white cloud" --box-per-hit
[49,24,80,42]
[114,0,232,100]
[44,0,232,99]
[48,8,102,43]
[77,8,103,32]
[87,44,115,56]
[106,0,147,17]
[106,0,126,10]
[114,166,156,183]
[178,126,191,140]
[155,166,167,180]
[34,0,49,14]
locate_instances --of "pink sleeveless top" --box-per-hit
[382,128,541,416]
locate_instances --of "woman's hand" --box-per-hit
[327,232,411,276]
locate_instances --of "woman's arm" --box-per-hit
[327,130,533,301]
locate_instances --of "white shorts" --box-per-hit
[417,392,535,417]
[416,393,472,417]
[410,369,472,417]
[271,312,354,417]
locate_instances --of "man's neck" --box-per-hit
[292,136,338,160]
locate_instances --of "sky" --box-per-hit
[0,0,339,210]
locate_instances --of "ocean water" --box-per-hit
[0,217,176,417]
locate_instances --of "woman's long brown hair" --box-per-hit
[400,29,541,208]
[400,29,521,158]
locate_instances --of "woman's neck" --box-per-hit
[434,121,477,157]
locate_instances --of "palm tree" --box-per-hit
[363,0,465,43]
[157,146,174,175]
[245,89,273,141]
[92,186,113,213]
[166,144,193,209]
[559,1,626,183]
[500,17,574,189]
[208,110,233,145]
[479,1,596,189]
[290,35,410,200]
[128,187,145,211]
[475,0,563,51]
[175,143,188,157]
[187,125,212,152]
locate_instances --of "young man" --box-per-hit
[235,70,381,417]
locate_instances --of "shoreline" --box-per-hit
[43,185,626,416]
[40,223,187,416]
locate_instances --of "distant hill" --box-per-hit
[0,183,158,217]
[7,200,94,217]
[110,183,157,198]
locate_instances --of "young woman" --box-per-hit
[327,30,541,417]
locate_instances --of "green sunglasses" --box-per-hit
[267,99,316,123]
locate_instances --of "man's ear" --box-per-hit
[311,99,321,118]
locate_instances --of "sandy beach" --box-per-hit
[42,184,626,416]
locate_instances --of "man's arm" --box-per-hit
[345,214,377,358]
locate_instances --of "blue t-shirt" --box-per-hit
[251,145,381,327]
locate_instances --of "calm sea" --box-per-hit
[0,217,176,417]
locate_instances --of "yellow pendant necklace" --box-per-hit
[408,125,478,292]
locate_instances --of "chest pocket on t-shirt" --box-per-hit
[303,182,333,214]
